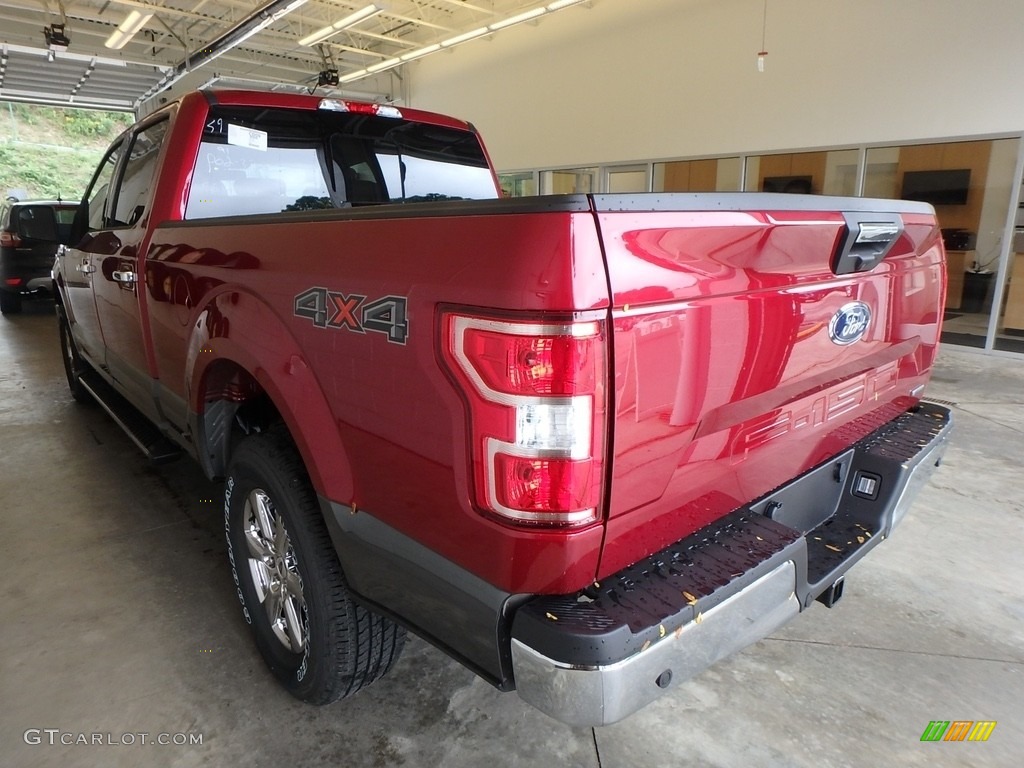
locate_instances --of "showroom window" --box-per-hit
[498,172,536,197]
[743,149,860,196]
[502,134,1024,356]
[654,157,741,192]
[864,138,1023,354]
[540,168,597,194]
[605,165,650,193]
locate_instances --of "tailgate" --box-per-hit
[591,193,945,578]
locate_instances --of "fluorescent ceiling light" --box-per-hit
[178,0,309,71]
[440,27,488,47]
[340,0,588,86]
[366,57,400,73]
[104,10,154,50]
[299,4,383,47]
[489,8,546,31]
[229,0,310,51]
[338,68,369,83]
[547,0,588,10]
[400,43,440,61]
[273,0,310,19]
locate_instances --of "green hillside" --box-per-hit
[1,102,133,202]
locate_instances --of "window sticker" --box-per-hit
[227,124,268,152]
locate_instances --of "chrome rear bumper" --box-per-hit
[512,561,799,727]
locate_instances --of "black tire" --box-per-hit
[224,426,405,704]
[0,291,22,314]
[57,303,92,404]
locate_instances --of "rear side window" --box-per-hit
[184,106,497,220]
[112,119,169,227]
[86,142,124,230]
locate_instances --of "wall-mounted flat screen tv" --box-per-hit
[900,169,971,206]
[762,175,813,194]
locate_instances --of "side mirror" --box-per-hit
[16,205,58,242]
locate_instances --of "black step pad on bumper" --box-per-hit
[514,511,804,668]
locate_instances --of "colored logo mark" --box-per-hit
[829,301,872,345]
[920,720,997,742]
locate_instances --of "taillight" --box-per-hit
[0,231,21,248]
[442,313,607,528]
[5,278,22,286]
[318,99,403,119]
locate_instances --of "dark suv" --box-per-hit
[0,199,78,314]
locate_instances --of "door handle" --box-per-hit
[112,270,137,284]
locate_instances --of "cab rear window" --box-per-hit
[185,106,497,220]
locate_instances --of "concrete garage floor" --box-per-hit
[2,300,1022,768]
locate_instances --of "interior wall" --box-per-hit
[407,0,1024,172]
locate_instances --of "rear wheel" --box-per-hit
[224,426,405,704]
[57,304,92,404]
[0,291,22,314]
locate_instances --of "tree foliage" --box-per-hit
[1,102,133,201]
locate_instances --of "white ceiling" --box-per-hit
[0,0,592,112]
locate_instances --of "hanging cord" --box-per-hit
[761,0,768,53]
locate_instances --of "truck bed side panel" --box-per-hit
[146,208,610,596]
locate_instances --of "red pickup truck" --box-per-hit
[54,89,951,726]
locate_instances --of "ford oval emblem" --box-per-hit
[829,302,872,345]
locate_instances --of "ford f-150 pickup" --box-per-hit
[53,89,952,726]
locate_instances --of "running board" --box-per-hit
[78,371,182,464]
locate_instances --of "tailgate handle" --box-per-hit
[832,213,904,275]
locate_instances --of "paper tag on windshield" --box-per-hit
[227,124,268,152]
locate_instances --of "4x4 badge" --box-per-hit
[829,302,871,345]
[293,287,409,345]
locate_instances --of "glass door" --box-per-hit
[604,165,650,193]
[992,140,1024,353]
[498,172,537,197]
[540,168,597,195]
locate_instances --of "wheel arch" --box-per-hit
[187,291,354,504]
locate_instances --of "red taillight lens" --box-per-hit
[460,328,598,396]
[442,312,607,528]
[318,99,403,119]
[493,455,599,522]
[0,231,21,248]
[5,278,22,286]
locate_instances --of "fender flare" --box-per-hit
[186,288,354,504]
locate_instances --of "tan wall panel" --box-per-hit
[689,160,718,192]
[662,161,692,192]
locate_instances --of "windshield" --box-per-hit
[185,106,497,219]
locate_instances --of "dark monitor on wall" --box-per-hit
[900,169,971,206]
[763,175,813,194]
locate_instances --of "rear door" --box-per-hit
[59,141,124,367]
[591,194,945,577]
[90,116,169,417]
